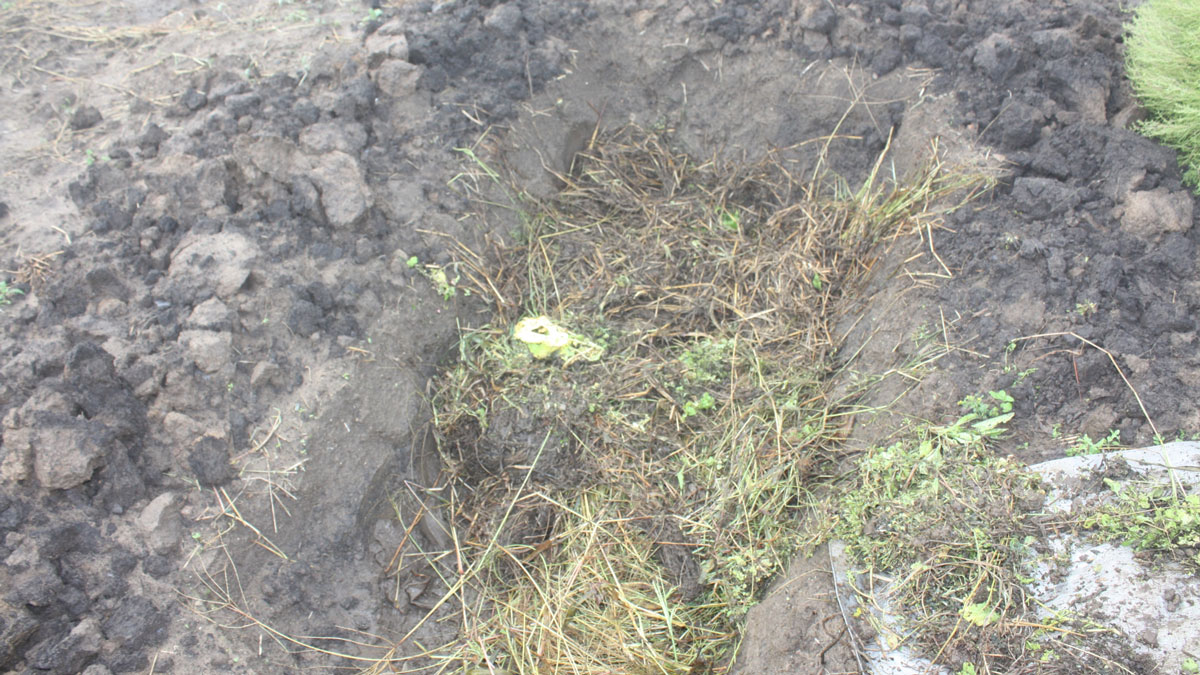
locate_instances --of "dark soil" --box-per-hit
[0,0,1193,673]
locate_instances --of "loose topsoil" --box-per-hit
[0,0,1196,673]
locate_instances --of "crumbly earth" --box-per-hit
[0,0,1195,673]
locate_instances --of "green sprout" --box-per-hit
[0,281,23,309]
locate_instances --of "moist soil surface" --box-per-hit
[0,0,1196,673]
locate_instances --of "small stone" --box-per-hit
[1012,177,1080,219]
[169,231,258,299]
[137,492,178,533]
[900,3,932,26]
[286,299,323,338]
[233,135,298,183]
[28,421,110,490]
[161,411,205,446]
[138,492,182,553]
[1164,588,1181,612]
[365,22,410,64]
[96,298,127,318]
[798,2,837,33]
[1,426,34,482]
[224,92,262,118]
[0,607,39,668]
[29,618,102,672]
[102,596,163,646]
[307,151,371,228]
[973,32,1021,82]
[142,554,172,579]
[138,123,169,153]
[299,121,368,156]
[871,46,902,76]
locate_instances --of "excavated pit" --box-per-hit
[1,1,1197,673]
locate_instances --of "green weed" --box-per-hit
[1085,477,1200,566]
[1064,429,1122,456]
[959,389,1014,418]
[410,261,463,302]
[831,402,1045,668]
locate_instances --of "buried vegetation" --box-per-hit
[406,126,989,673]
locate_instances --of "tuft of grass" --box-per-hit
[1125,0,1200,190]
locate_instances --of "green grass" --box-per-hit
[1126,0,1200,190]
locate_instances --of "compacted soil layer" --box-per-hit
[0,0,1194,673]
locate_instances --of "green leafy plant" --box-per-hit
[0,281,23,309]
[715,206,740,232]
[678,338,735,384]
[1126,0,1200,191]
[1085,478,1200,566]
[1065,429,1122,456]
[958,390,1013,418]
[681,392,715,418]
[411,262,464,301]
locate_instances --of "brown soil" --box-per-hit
[0,1,1194,674]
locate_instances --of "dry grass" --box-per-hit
[410,125,991,674]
